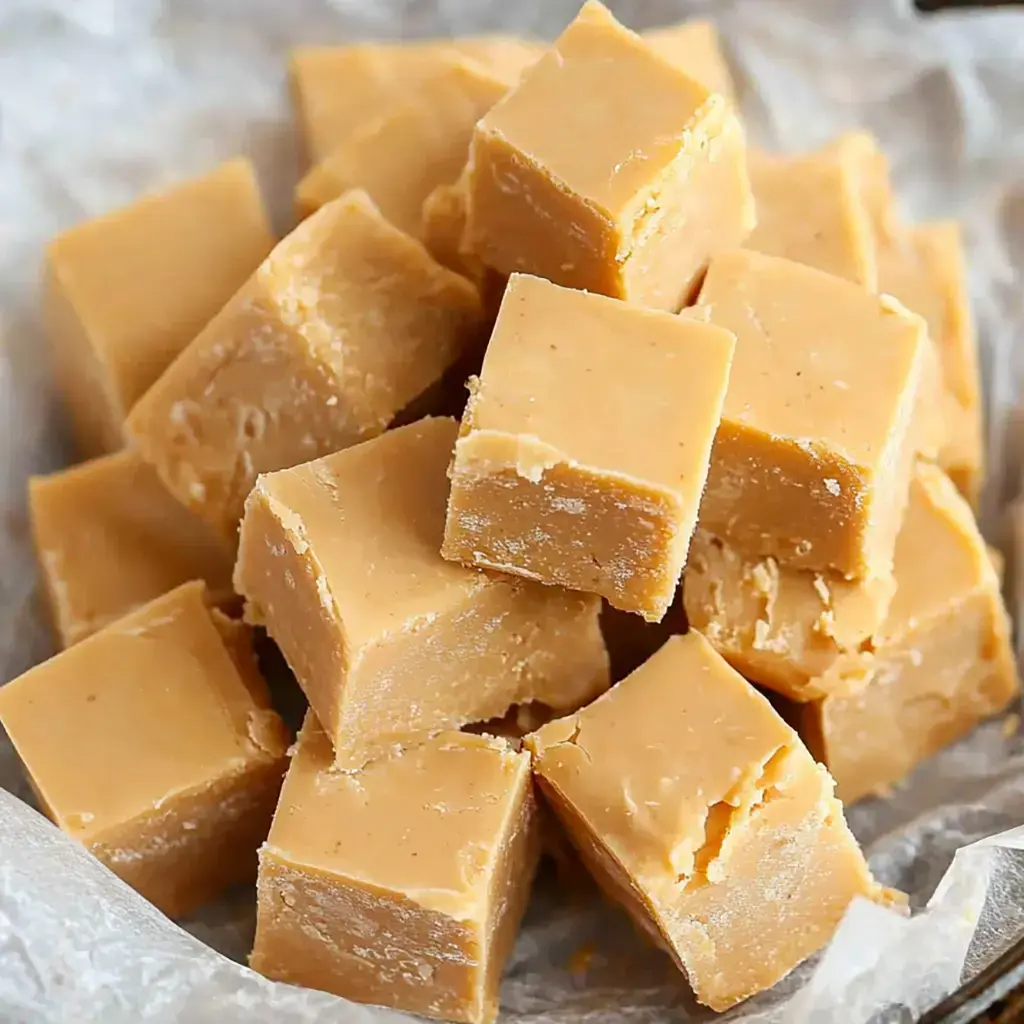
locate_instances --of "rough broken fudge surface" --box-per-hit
[464,1,753,310]
[44,158,273,458]
[526,632,886,1011]
[127,190,484,541]
[692,248,927,579]
[799,465,1018,803]
[29,448,235,647]
[442,273,735,621]
[251,715,539,1024]
[234,416,609,769]
[0,582,289,917]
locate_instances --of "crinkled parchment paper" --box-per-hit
[3,1,1024,1021]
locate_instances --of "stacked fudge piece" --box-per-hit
[0,2,1017,1022]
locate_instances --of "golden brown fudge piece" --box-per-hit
[294,57,509,234]
[235,417,609,769]
[878,222,983,504]
[692,249,927,579]
[44,158,273,458]
[745,148,877,287]
[290,38,540,163]
[29,449,235,648]
[644,19,735,100]
[465,1,754,311]
[526,632,886,1011]
[251,714,538,1024]
[799,465,1017,803]
[0,581,288,917]
[684,530,895,701]
[127,191,483,541]
[442,274,736,621]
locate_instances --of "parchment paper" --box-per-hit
[3,1,1024,1021]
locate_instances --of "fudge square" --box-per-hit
[0,581,289,918]
[692,249,927,579]
[234,416,609,770]
[442,273,736,621]
[251,715,538,1023]
[464,1,753,311]
[799,464,1018,804]
[526,632,887,1011]
[29,448,235,647]
[127,190,484,541]
[44,158,273,458]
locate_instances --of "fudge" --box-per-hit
[684,529,895,701]
[234,417,609,769]
[691,248,927,578]
[0,582,289,917]
[745,148,877,287]
[442,273,736,621]
[251,714,539,1024]
[127,190,484,540]
[29,448,235,647]
[644,19,735,101]
[799,465,1017,803]
[44,158,273,458]
[526,632,887,1011]
[464,1,753,310]
[290,38,539,163]
[294,57,509,235]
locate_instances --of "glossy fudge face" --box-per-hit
[0,582,289,917]
[234,416,609,768]
[127,191,484,540]
[527,632,885,1012]
[465,1,753,310]
[252,716,539,1024]
[443,273,736,621]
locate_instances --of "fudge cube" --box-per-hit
[693,249,927,578]
[745,148,877,287]
[44,158,273,458]
[29,448,235,647]
[799,465,1017,803]
[234,416,609,769]
[127,190,484,541]
[0,582,289,917]
[295,57,509,235]
[465,1,753,311]
[251,714,539,1024]
[684,529,895,701]
[526,632,887,1011]
[644,19,735,101]
[442,273,736,621]
[290,38,539,163]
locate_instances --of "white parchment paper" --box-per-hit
[2,0,1024,1021]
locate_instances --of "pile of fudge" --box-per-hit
[1,2,1017,1020]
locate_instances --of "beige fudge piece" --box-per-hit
[465,1,754,311]
[879,222,983,504]
[684,530,895,701]
[251,716,537,1024]
[295,57,509,234]
[127,191,483,541]
[29,449,235,648]
[0,582,288,917]
[799,465,1018,803]
[442,274,735,621]
[644,19,735,101]
[235,417,609,769]
[290,38,539,163]
[44,158,273,458]
[692,249,926,578]
[745,148,877,287]
[526,632,886,1011]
